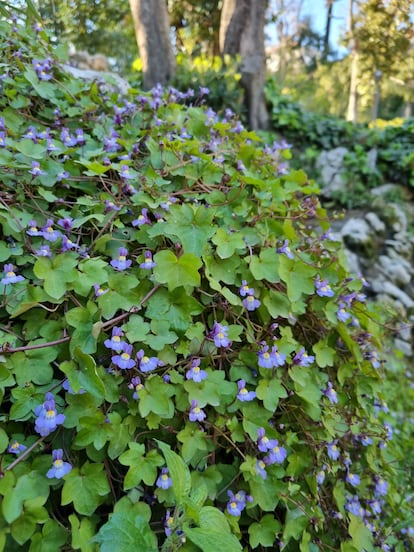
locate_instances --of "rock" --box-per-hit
[376,255,412,286]
[62,64,130,95]
[371,279,414,310]
[367,148,378,172]
[393,338,412,356]
[316,147,348,197]
[365,212,385,234]
[341,218,372,248]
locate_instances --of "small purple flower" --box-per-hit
[239,280,252,297]
[226,490,251,517]
[132,208,151,227]
[23,126,38,141]
[112,344,136,370]
[120,165,135,180]
[242,293,261,311]
[104,327,125,350]
[264,442,287,465]
[93,283,109,297]
[60,128,77,147]
[256,459,267,479]
[156,468,172,490]
[323,382,338,404]
[210,321,231,348]
[35,244,52,257]
[315,275,335,297]
[292,347,315,367]
[374,477,388,497]
[75,128,86,146]
[257,343,286,368]
[277,239,294,259]
[1,264,24,285]
[61,236,79,252]
[257,428,278,452]
[46,449,72,479]
[346,472,361,487]
[345,495,364,517]
[104,200,121,212]
[316,467,326,485]
[110,247,132,271]
[128,376,144,399]
[136,349,161,373]
[336,302,351,322]
[7,440,27,455]
[186,358,207,382]
[360,435,373,446]
[189,399,206,422]
[34,392,65,437]
[236,380,256,401]
[57,217,74,232]
[0,131,6,147]
[29,161,46,177]
[41,219,61,242]
[140,251,156,269]
[327,441,340,461]
[164,510,174,537]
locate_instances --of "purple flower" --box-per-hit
[256,459,267,479]
[104,200,121,212]
[257,428,278,452]
[112,344,136,370]
[32,58,53,81]
[316,468,326,485]
[0,131,6,147]
[156,468,172,490]
[46,449,72,479]
[57,217,74,232]
[41,219,61,242]
[242,293,261,311]
[128,376,144,399]
[7,440,27,455]
[236,380,256,401]
[140,251,156,269]
[35,244,52,257]
[292,347,315,367]
[323,382,338,404]
[1,264,24,285]
[104,326,125,351]
[189,399,206,422]
[336,302,351,322]
[264,442,287,465]
[60,128,77,147]
[226,490,251,517]
[61,236,79,252]
[136,349,161,373]
[93,283,108,297]
[239,280,252,297]
[346,472,361,487]
[185,358,207,382]
[345,496,364,517]
[374,477,388,497]
[34,392,65,436]
[257,343,286,368]
[210,321,231,348]
[360,435,373,446]
[27,220,42,237]
[327,441,340,461]
[23,126,38,141]
[110,247,132,271]
[132,208,151,227]
[277,239,294,259]
[29,161,46,177]
[164,510,174,537]
[315,275,335,297]
[75,128,85,146]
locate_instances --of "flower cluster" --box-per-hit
[257,342,286,369]
[239,280,261,311]
[255,427,287,479]
[209,321,231,348]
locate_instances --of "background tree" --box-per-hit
[129,0,175,89]
[219,0,269,130]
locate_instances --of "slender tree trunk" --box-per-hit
[323,0,334,61]
[219,0,269,131]
[371,72,381,121]
[346,0,358,122]
[129,0,175,90]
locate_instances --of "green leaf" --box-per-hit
[61,463,110,516]
[186,527,242,552]
[348,515,374,551]
[278,256,316,302]
[313,340,335,367]
[256,377,287,411]
[156,440,191,503]
[73,348,105,399]
[69,514,97,552]
[282,508,308,543]
[153,250,202,291]
[119,443,163,489]
[93,512,157,552]
[248,514,281,548]
[212,228,246,259]
[249,249,280,282]
[14,139,47,159]
[2,472,49,524]
[33,254,78,299]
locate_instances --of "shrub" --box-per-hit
[0,14,412,552]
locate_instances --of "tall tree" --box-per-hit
[322,0,335,61]
[219,0,269,130]
[346,0,413,122]
[129,0,175,90]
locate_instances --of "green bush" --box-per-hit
[0,14,412,552]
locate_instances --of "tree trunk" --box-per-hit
[129,0,175,90]
[219,0,269,131]
[346,0,358,122]
[322,0,334,61]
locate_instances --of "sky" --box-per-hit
[302,0,348,53]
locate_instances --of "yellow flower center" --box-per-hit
[113,336,120,342]
[121,353,130,360]
[54,459,63,468]
[6,271,15,278]
[119,255,126,261]
[46,409,55,418]
[11,442,20,449]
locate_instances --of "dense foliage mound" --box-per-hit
[0,16,412,552]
